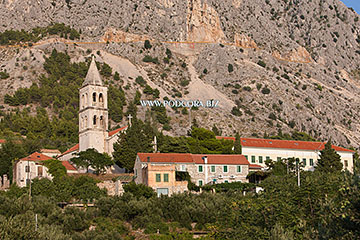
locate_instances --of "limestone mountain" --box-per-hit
[1,0,360,149]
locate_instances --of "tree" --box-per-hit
[123,182,156,199]
[43,159,66,179]
[70,149,113,175]
[113,119,154,172]
[212,124,221,136]
[234,132,242,154]
[316,139,343,173]
[0,140,26,179]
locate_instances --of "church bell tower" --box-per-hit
[79,56,108,153]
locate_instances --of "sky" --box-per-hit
[341,0,360,14]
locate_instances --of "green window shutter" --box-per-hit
[156,174,161,182]
[251,156,255,163]
[198,165,203,172]
[211,166,216,172]
[199,180,203,186]
[245,155,248,160]
[303,158,306,166]
[259,156,263,163]
[223,166,228,172]
[266,156,270,161]
[310,159,314,166]
[164,173,169,182]
[237,165,241,173]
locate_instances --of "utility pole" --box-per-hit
[296,158,301,187]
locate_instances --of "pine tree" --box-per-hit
[234,132,242,154]
[316,139,343,173]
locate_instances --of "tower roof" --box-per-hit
[82,56,103,87]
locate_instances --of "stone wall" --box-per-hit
[0,175,10,190]
[97,180,124,196]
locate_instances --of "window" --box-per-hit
[224,180,229,183]
[92,92,96,102]
[244,155,248,160]
[259,156,263,163]
[93,115,97,125]
[25,165,30,172]
[266,156,270,161]
[345,160,348,168]
[302,158,307,166]
[157,188,169,197]
[237,165,242,173]
[99,93,104,103]
[198,180,203,186]
[180,165,186,171]
[37,166,43,177]
[251,156,255,163]
[223,166,228,173]
[164,173,169,182]
[198,165,203,173]
[277,157,281,161]
[211,165,216,173]
[156,174,161,182]
[100,116,104,127]
[310,159,314,166]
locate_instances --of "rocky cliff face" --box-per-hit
[1,0,360,149]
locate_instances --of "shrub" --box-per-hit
[256,83,262,90]
[144,40,152,49]
[273,66,279,72]
[257,60,266,68]
[281,74,290,80]
[268,113,277,120]
[228,64,234,73]
[243,86,251,92]
[231,107,242,116]
[261,87,271,94]
[0,71,9,79]
[143,55,159,64]
[232,89,238,94]
[203,68,208,74]
[135,76,146,86]
[180,79,190,87]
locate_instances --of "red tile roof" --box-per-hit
[20,152,53,162]
[137,153,250,165]
[108,126,127,137]
[40,149,61,154]
[249,164,263,169]
[61,161,77,171]
[138,153,194,163]
[59,143,79,157]
[215,136,354,153]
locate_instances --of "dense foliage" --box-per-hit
[0,166,359,239]
[70,149,113,175]
[0,23,80,45]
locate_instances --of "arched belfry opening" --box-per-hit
[100,116,104,127]
[81,95,85,109]
[99,93,104,106]
[93,92,97,102]
[93,115,97,125]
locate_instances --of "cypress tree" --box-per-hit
[316,139,343,173]
[234,132,242,154]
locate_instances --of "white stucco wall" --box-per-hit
[15,161,52,187]
[242,146,354,172]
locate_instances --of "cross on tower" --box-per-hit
[127,114,133,127]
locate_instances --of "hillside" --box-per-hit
[0,0,360,149]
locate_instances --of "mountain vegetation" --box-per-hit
[0,159,359,239]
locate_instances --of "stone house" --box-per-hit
[134,153,252,196]
[216,137,355,172]
[13,152,77,187]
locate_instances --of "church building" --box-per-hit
[58,57,127,162]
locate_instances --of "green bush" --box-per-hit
[257,60,266,68]
[261,87,271,94]
[135,76,146,86]
[228,64,234,73]
[123,182,156,199]
[143,55,159,64]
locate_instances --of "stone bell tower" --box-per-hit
[79,56,108,153]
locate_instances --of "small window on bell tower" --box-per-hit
[93,115,97,125]
[100,116,104,127]
[99,93,104,105]
[93,92,97,102]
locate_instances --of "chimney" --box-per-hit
[147,156,150,162]
[202,156,208,164]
